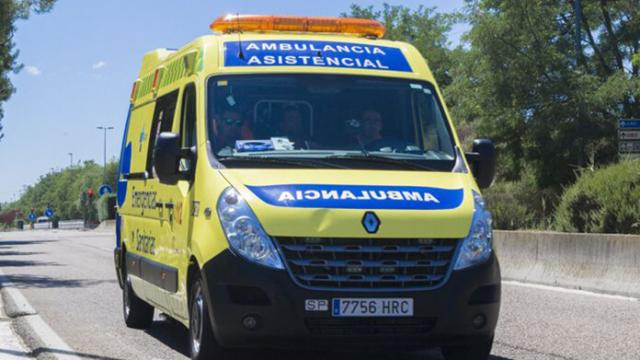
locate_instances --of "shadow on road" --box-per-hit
[0,347,128,360]
[143,316,514,360]
[0,251,44,256]
[31,347,127,360]
[0,240,56,247]
[2,274,117,289]
[0,259,61,267]
[145,316,190,356]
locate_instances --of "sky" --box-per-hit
[0,0,466,203]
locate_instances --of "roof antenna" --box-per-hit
[236,13,245,60]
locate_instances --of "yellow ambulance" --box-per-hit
[114,14,500,360]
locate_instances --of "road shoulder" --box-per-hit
[0,269,80,360]
[0,285,34,359]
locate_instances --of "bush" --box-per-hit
[554,160,640,234]
[483,171,557,230]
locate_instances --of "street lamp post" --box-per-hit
[96,126,114,181]
[68,152,73,167]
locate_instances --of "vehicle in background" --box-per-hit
[33,216,51,230]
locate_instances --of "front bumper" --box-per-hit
[201,249,501,350]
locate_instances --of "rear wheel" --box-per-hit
[122,275,154,329]
[441,336,494,360]
[190,276,229,360]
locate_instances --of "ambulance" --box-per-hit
[114,14,500,360]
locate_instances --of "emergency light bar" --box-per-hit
[211,14,386,38]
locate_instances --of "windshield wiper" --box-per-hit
[324,154,437,171]
[219,156,346,169]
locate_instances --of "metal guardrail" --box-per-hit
[30,220,85,230]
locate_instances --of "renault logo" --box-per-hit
[362,212,380,234]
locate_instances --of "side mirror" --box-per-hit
[465,139,496,189]
[154,132,181,185]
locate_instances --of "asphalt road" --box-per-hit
[0,229,639,360]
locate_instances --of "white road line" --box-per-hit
[503,280,639,302]
[0,269,81,360]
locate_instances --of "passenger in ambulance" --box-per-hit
[278,105,308,149]
[212,108,245,154]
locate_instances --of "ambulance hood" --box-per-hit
[219,169,475,239]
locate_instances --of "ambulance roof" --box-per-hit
[132,32,435,105]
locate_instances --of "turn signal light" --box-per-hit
[211,14,386,38]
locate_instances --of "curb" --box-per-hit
[0,289,34,359]
[0,270,81,360]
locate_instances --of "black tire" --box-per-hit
[190,276,229,360]
[441,336,494,360]
[122,275,154,329]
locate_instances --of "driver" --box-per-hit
[357,108,384,147]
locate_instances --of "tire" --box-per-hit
[189,276,229,360]
[123,275,154,329]
[441,336,494,360]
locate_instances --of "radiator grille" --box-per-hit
[275,237,459,290]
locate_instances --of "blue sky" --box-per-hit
[0,0,466,203]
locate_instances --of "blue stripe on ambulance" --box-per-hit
[115,104,133,247]
[247,184,464,210]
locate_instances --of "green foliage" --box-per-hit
[483,170,557,230]
[0,0,57,141]
[4,161,117,220]
[446,0,640,190]
[554,160,640,234]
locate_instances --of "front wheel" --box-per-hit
[123,275,154,329]
[190,277,229,360]
[441,336,494,360]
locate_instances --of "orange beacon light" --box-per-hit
[210,14,386,38]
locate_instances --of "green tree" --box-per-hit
[0,0,56,141]
[447,0,640,190]
[4,160,118,220]
[344,4,459,88]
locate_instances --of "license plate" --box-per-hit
[332,298,413,317]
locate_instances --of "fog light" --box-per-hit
[472,314,486,329]
[242,315,259,330]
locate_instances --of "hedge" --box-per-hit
[554,160,640,234]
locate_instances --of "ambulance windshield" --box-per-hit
[207,74,457,171]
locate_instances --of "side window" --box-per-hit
[179,84,197,172]
[415,90,454,157]
[146,91,179,176]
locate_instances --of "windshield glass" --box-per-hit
[207,74,456,170]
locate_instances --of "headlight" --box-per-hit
[216,187,284,269]
[454,191,493,270]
